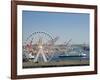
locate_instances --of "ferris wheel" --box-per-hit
[23,32,55,62]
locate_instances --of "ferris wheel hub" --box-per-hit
[38,45,43,49]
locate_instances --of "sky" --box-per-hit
[22,10,90,44]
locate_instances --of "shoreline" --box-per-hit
[23,60,89,68]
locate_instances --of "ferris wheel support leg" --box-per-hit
[34,52,40,62]
[34,48,48,62]
[41,52,47,62]
[39,48,48,62]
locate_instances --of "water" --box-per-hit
[51,46,90,62]
[51,56,89,62]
